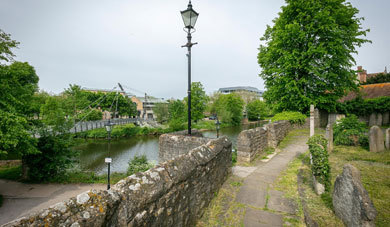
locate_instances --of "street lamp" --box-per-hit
[215,116,220,138]
[181,0,199,135]
[104,119,114,190]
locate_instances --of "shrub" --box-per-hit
[271,111,306,124]
[307,135,331,192]
[333,115,367,146]
[168,118,186,131]
[127,155,154,176]
[24,134,77,182]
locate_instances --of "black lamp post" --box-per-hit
[181,0,199,135]
[215,116,220,138]
[104,119,114,190]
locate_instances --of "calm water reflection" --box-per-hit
[74,121,266,174]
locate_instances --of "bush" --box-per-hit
[271,111,306,124]
[307,135,331,192]
[168,118,186,131]
[24,134,77,182]
[127,155,154,176]
[333,115,367,146]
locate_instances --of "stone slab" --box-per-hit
[268,190,297,214]
[236,185,267,208]
[243,207,283,227]
[232,166,257,178]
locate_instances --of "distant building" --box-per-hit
[357,66,388,83]
[218,86,264,102]
[131,95,167,120]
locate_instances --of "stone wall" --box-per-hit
[159,130,210,162]
[237,126,268,163]
[237,119,309,163]
[5,137,232,227]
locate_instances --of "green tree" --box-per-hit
[167,100,186,131]
[0,62,39,158]
[153,102,169,123]
[214,93,244,125]
[185,82,209,122]
[258,0,370,113]
[0,29,19,64]
[246,100,268,121]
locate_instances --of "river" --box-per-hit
[74,122,265,174]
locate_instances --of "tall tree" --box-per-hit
[185,82,209,122]
[0,29,19,64]
[258,0,370,113]
[0,62,39,158]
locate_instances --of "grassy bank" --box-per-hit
[277,145,390,226]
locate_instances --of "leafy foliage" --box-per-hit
[362,73,390,85]
[307,135,331,192]
[258,0,370,113]
[333,114,368,147]
[0,29,19,64]
[24,133,76,182]
[211,93,245,125]
[153,102,169,123]
[271,111,306,124]
[127,155,154,176]
[184,82,209,122]
[336,96,390,116]
[246,100,268,121]
[0,62,39,158]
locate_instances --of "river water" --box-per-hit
[74,122,265,174]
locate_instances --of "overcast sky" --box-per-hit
[1,0,389,99]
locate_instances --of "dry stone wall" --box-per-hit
[5,136,232,227]
[237,119,309,163]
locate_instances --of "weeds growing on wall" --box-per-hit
[271,111,306,125]
[333,115,368,148]
[127,155,154,176]
[307,135,331,192]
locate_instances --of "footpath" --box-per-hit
[199,130,309,226]
[0,180,105,225]
[235,133,308,226]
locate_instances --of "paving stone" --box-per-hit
[268,195,297,214]
[244,207,283,227]
[236,185,267,208]
[232,166,257,178]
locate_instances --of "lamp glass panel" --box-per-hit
[181,9,198,28]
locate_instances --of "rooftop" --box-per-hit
[218,86,263,94]
[339,83,390,102]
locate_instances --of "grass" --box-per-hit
[0,165,22,181]
[197,176,245,227]
[272,154,305,226]
[280,144,390,226]
[329,146,390,226]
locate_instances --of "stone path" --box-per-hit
[0,180,106,225]
[233,133,308,226]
